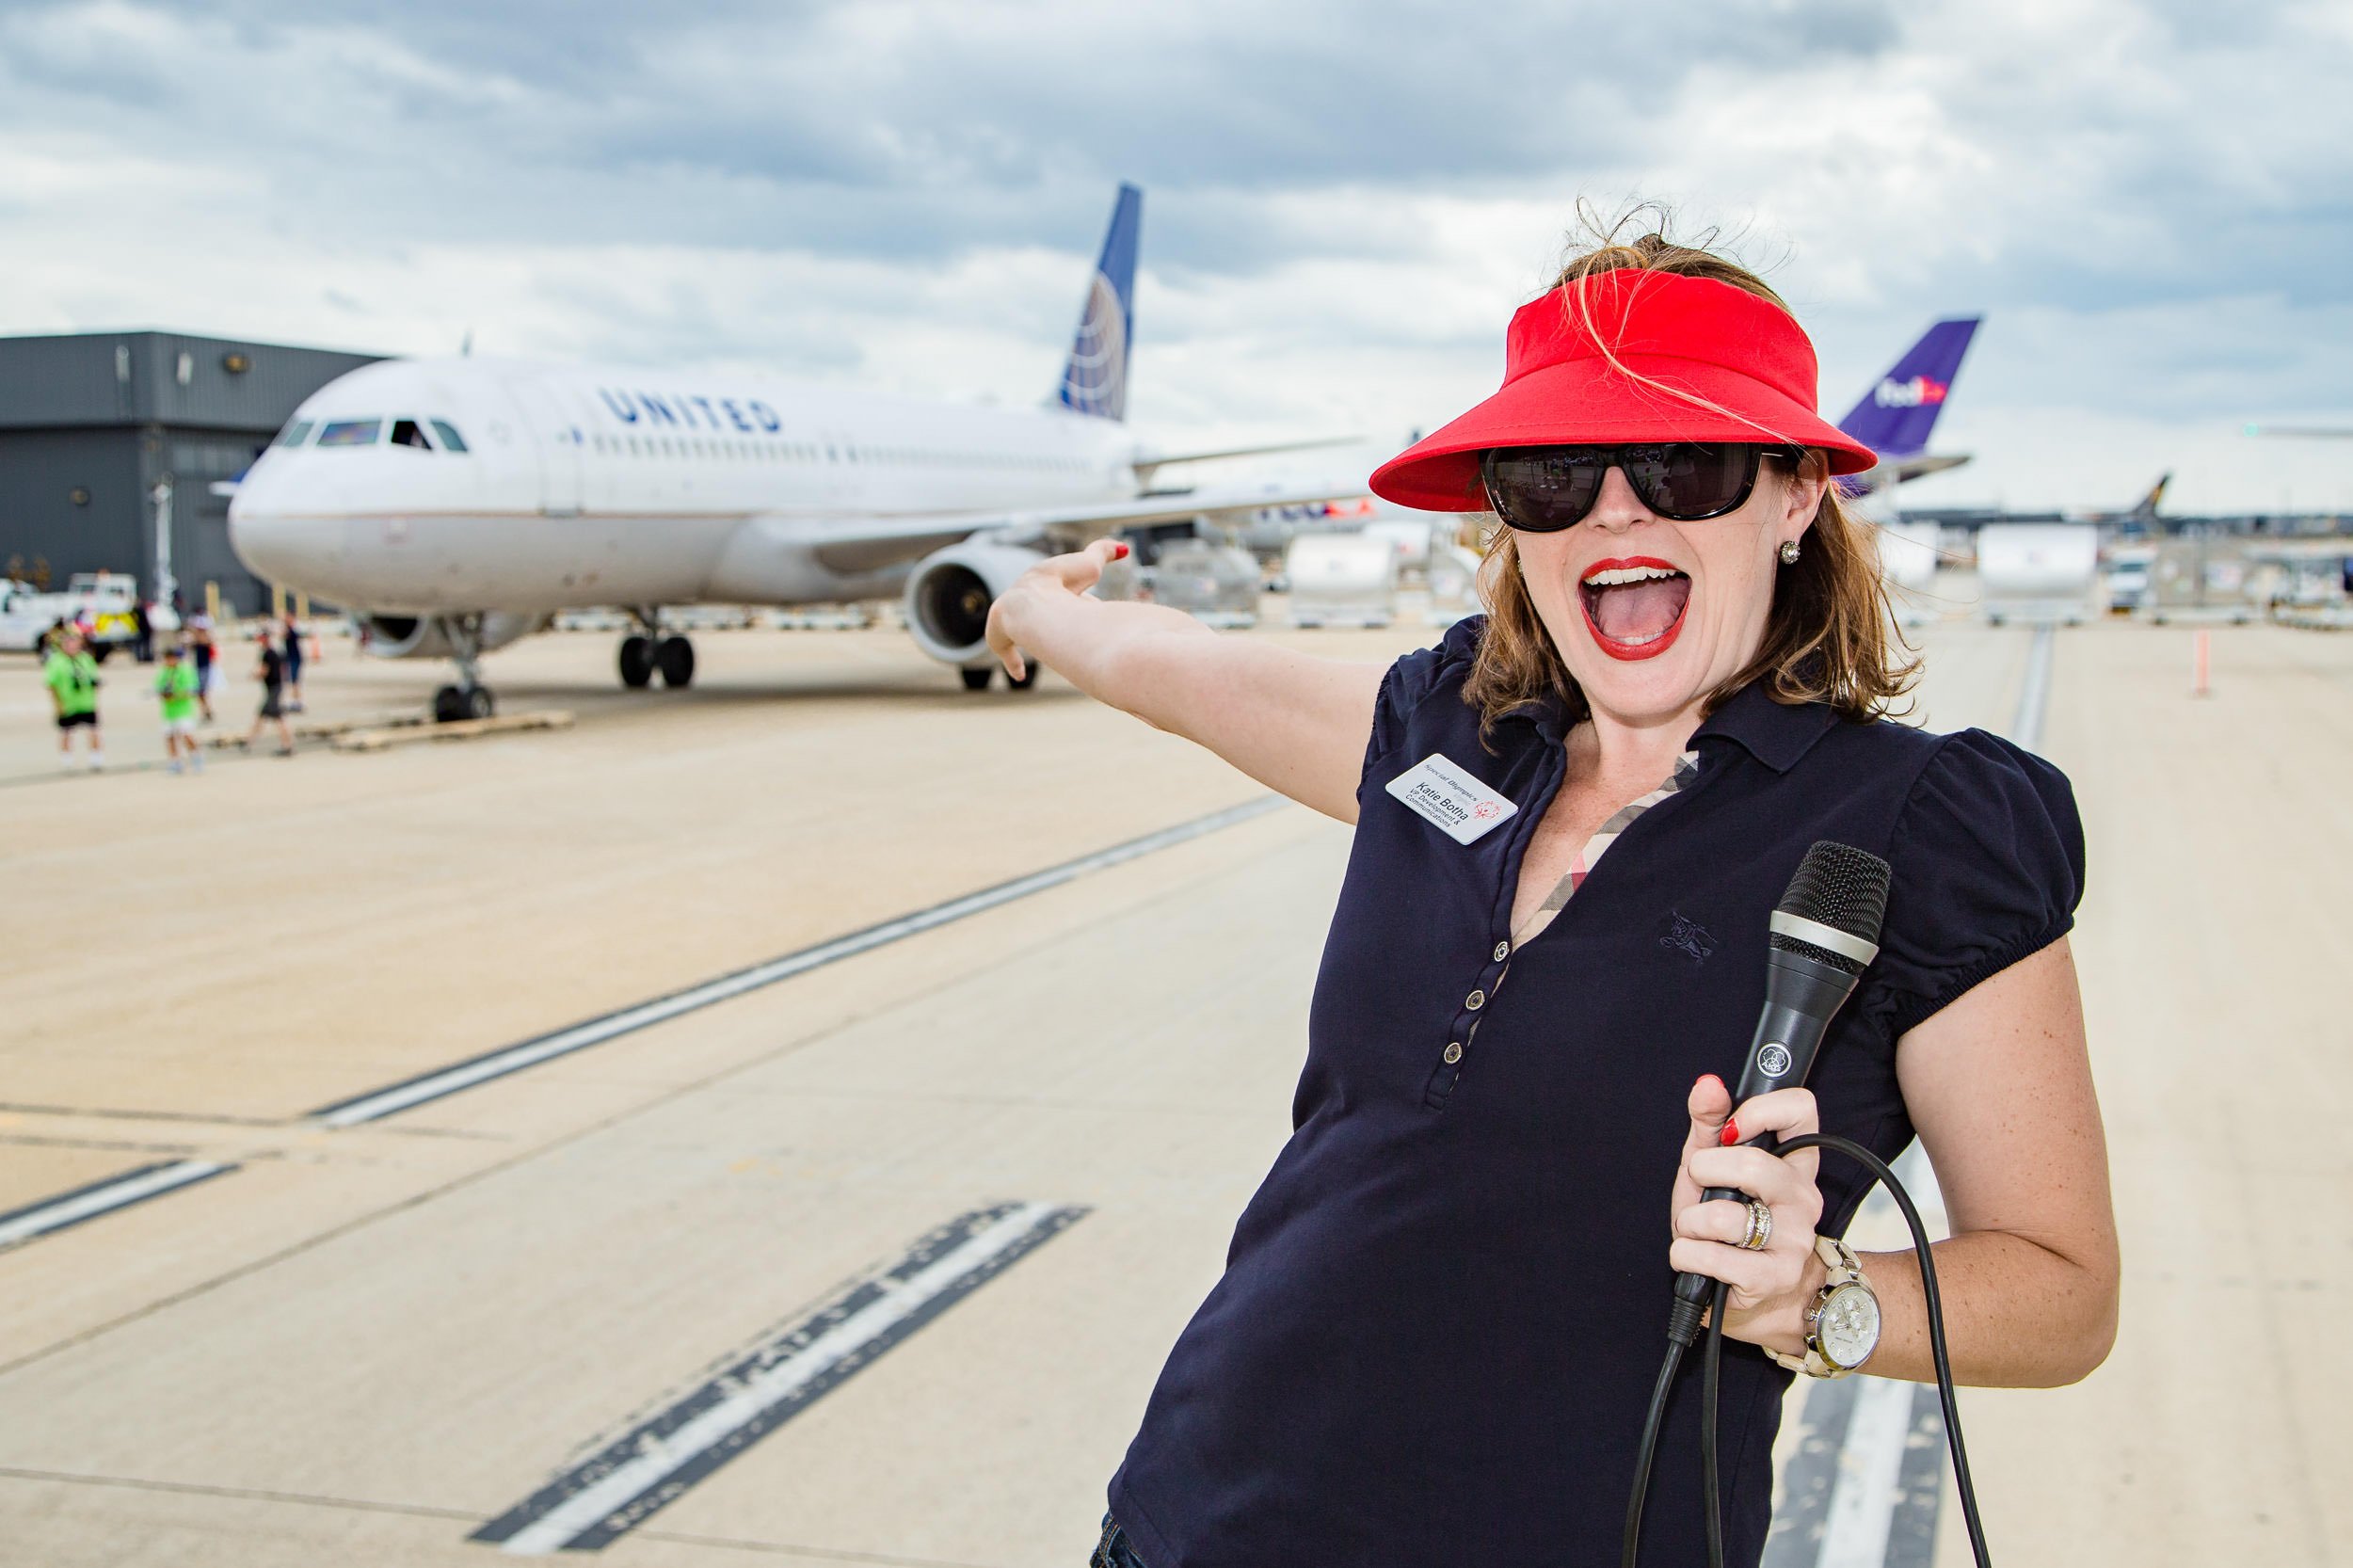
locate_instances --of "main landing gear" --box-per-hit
[618,611,695,691]
[959,664,1038,692]
[431,614,495,723]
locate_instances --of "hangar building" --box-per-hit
[0,331,380,615]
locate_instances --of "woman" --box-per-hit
[987,234,2118,1568]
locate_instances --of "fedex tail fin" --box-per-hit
[1056,184,1143,421]
[1836,317,1980,460]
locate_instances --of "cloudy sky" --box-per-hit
[3,0,2349,511]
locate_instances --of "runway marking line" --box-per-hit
[311,794,1288,1128]
[472,1201,1086,1555]
[0,1160,235,1252]
[1769,622,2050,1567]
[2013,623,2056,750]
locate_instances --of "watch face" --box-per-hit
[1817,1284,1881,1369]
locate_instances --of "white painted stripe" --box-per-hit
[495,1200,1064,1556]
[1815,1373,1919,1568]
[0,1160,231,1249]
[1782,628,2043,1564]
[2012,624,2055,750]
[319,796,1284,1127]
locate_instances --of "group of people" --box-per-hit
[40,614,307,775]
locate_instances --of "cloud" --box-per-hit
[0,0,2348,509]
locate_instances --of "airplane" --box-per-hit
[228,185,1360,721]
[2065,472,2169,532]
[1833,316,1980,518]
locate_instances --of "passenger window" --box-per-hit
[315,419,383,447]
[391,419,433,450]
[274,420,313,448]
[430,420,470,453]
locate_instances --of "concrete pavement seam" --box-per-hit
[0,807,1324,1377]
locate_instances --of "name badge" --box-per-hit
[1385,753,1519,845]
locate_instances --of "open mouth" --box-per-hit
[1578,556,1691,661]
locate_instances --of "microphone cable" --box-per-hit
[1620,1133,1991,1568]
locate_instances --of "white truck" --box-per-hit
[0,572,175,657]
[1285,533,1399,629]
[1976,524,2098,626]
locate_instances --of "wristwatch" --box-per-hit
[1769,1236,1881,1378]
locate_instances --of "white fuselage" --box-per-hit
[229,357,1144,615]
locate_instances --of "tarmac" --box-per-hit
[0,607,2344,1566]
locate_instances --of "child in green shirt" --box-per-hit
[155,644,202,775]
[42,630,102,773]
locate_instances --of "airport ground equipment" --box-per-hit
[1360,516,1434,583]
[2146,533,2257,625]
[1145,539,1260,628]
[2240,539,2353,614]
[1285,533,1398,629]
[0,569,156,656]
[1976,523,2097,626]
[1876,517,1943,628]
[1425,543,1485,629]
[2103,545,2155,614]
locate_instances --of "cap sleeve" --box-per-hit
[1364,614,1487,770]
[1873,729,2086,1038]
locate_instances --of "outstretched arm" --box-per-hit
[985,538,1389,823]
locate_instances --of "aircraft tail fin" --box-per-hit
[1836,317,1980,459]
[2131,472,2170,524]
[1056,184,1142,422]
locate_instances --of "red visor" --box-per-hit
[1369,269,1879,511]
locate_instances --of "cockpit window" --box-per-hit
[430,419,470,453]
[274,420,313,448]
[391,418,433,450]
[316,419,383,448]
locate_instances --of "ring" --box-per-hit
[1739,1198,1773,1251]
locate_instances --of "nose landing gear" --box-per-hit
[433,683,495,723]
[431,614,495,724]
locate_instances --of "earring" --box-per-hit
[1779,539,1801,566]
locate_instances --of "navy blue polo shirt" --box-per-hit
[1107,615,2083,1568]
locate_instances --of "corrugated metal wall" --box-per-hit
[0,332,380,433]
[0,427,144,588]
[0,332,383,614]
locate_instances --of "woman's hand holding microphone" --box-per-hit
[1670,1073,1830,1357]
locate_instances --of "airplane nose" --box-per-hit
[228,494,344,589]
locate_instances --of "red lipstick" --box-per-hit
[1577,556,1690,662]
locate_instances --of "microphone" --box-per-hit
[1669,840,1893,1336]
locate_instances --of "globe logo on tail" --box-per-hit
[1060,271,1128,421]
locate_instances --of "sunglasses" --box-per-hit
[1480,442,1801,532]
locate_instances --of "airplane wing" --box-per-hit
[1131,436,1361,484]
[808,483,1373,576]
[1890,453,1972,484]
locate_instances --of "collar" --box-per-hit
[1691,680,1841,773]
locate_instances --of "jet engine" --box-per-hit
[357,612,544,660]
[902,541,1048,666]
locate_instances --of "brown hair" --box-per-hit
[1463,212,1919,733]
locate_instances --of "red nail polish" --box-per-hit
[1719,1117,1740,1146]
[1112,542,1129,559]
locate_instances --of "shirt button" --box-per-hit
[1493,940,1511,962]
[1443,1042,1464,1064]
[1465,989,1486,1011]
